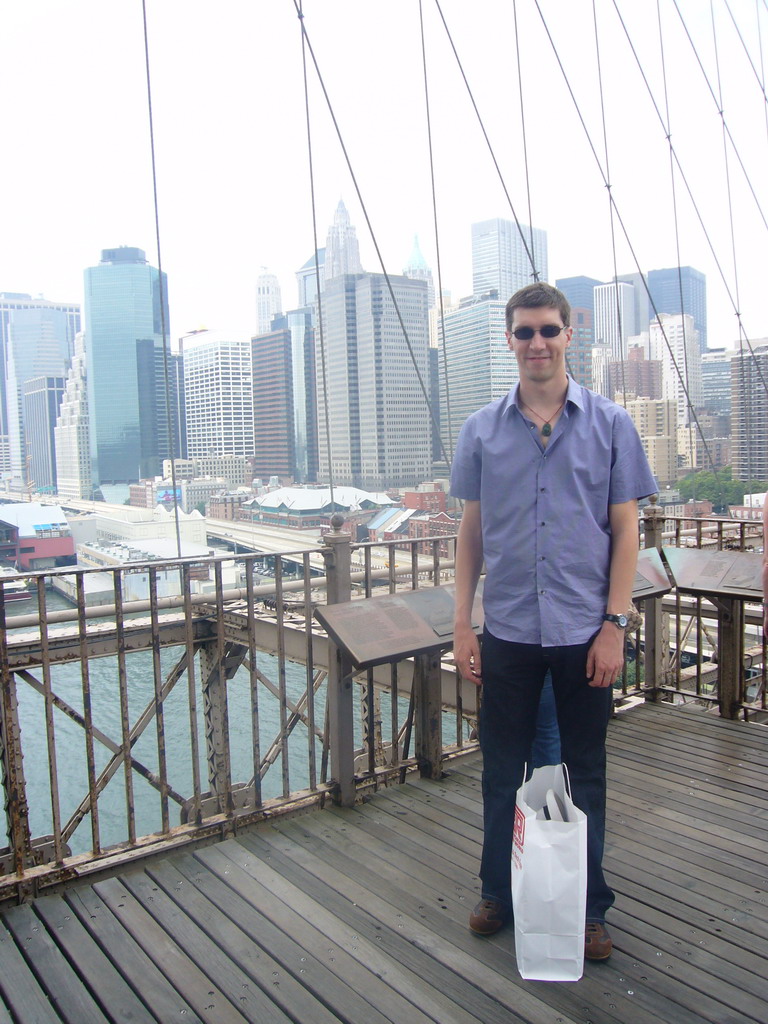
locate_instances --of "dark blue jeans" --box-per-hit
[479,628,615,922]
[531,671,561,769]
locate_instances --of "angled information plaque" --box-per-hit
[633,547,672,599]
[662,546,764,601]
[315,584,483,670]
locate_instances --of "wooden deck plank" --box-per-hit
[0,920,63,1024]
[64,886,205,1024]
[1,903,108,1024]
[146,855,355,1024]
[0,702,766,1024]
[198,838,477,1024]
[31,896,158,1024]
[92,876,250,1024]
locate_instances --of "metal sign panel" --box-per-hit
[662,547,764,600]
[315,584,483,669]
[633,547,673,599]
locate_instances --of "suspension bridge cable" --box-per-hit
[417,0,455,465]
[670,0,768,236]
[512,0,537,281]
[656,0,713,506]
[609,0,768,403]
[432,0,541,281]
[591,0,628,406]
[758,0,768,144]
[297,1,334,506]
[724,0,768,103]
[141,0,182,559]
[292,0,451,469]
[531,0,722,483]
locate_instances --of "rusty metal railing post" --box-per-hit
[322,515,355,807]
[642,495,669,701]
[413,650,443,779]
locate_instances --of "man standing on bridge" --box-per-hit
[450,282,656,960]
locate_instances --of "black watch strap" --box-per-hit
[603,613,628,629]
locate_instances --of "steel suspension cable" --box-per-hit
[292,0,451,468]
[417,0,455,465]
[297,1,334,506]
[141,0,182,559]
[432,0,541,280]
[591,0,628,405]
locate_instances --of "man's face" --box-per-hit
[506,305,572,385]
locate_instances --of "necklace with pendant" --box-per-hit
[521,399,565,437]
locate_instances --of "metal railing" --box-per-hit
[0,510,764,902]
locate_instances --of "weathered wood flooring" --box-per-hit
[0,702,766,1023]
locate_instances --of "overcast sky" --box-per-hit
[1,1,766,350]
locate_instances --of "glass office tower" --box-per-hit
[84,247,171,483]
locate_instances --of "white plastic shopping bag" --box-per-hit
[511,763,587,981]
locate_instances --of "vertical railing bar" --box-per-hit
[432,538,440,586]
[275,555,290,799]
[36,574,64,863]
[303,552,316,792]
[213,558,233,814]
[365,668,376,776]
[388,543,396,594]
[455,661,464,749]
[364,545,372,598]
[245,555,262,807]
[149,567,170,834]
[76,571,100,856]
[113,570,136,845]
[411,542,419,591]
[182,562,203,823]
[390,663,398,767]
[695,595,703,697]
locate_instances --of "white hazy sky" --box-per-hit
[1,0,766,350]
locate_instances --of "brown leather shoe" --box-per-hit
[584,921,612,960]
[469,898,509,936]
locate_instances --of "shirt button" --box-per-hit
[540,487,545,492]
[540,589,546,594]
[540,521,545,526]
[540,556,545,561]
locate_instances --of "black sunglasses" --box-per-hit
[510,325,567,341]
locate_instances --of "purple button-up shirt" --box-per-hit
[450,378,657,647]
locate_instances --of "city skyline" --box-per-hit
[1,2,766,351]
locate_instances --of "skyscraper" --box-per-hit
[650,313,702,427]
[730,344,768,482]
[55,332,92,500]
[84,247,173,483]
[255,269,283,335]
[22,376,65,492]
[296,249,325,308]
[0,293,80,481]
[403,236,435,309]
[555,276,605,390]
[471,218,548,299]
[251,309,317,484]
[317,273,430,489]
[182,331,254,458]
[324,200,363,283]
[594,282,636,362]
[437,292,513,459]
[648,267,707,350]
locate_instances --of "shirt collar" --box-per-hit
[506,376,585,416]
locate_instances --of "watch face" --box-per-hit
[618,614,628,628]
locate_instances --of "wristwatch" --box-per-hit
[603,613,628,629]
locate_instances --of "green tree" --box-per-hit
[677,466,768,513]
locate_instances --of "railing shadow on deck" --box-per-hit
[0,506,764,905]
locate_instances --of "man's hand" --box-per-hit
[586,622,626,688]
[453,622,482,686]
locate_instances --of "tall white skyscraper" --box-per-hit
[0,293,80,482]
[471,218,548,299]
[317,272,430,489]
[594,282,637,361]
[403,236,435,310]
[437,294,514,459]
[255,269,282,335]
[55,332,92,500]
[324,200,363,283]
[650,313,702,426]
[182,331,254,458]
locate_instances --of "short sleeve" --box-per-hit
[609,409,658,504]
[450,415,482,500]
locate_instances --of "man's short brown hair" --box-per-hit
[505,283,571,331]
